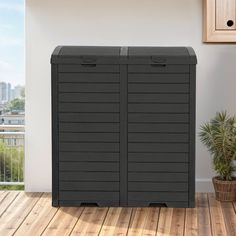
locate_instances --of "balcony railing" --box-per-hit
[0,125,24,185]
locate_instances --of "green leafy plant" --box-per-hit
[199,111,236,181]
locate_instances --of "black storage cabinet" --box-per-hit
[51,46,197,208]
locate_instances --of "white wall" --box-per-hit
[25,0,236,192]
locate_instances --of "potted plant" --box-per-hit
[199,111,236,201]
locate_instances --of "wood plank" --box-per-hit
[99,207,123,235]
[0,191,19,217]
[220,201,236,236]
[0,191,9,203]
[185,206,198,236]
[70,207,108,236]
[196,193,212,236]
[127,208,148,236]
[42,207,84,236]
[111,208,133,236]
[0,192,42,236]
[14,193,58,236]
[156,208,185,236]
[169,208,186,236]
[156,208,173,236]
[208,192,227,236]
[141,208,159,236]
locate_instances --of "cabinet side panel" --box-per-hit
[52,64,59,206]
[189,65,196,207]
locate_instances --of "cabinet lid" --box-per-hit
[127,47,197,64]
[51,46,197,65]
[51,46,121,64]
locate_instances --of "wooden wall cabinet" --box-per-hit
[203,0,236,42]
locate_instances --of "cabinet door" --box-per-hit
[127,68,190,207]
[204,0,236,42]
[216,0,236,30]
[57,65,120,206]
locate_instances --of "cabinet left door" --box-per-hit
[56,64,120,206]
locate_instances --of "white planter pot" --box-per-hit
[232,160,236,177]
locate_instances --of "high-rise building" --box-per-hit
[0,82,11,103]
[11,85,24,100]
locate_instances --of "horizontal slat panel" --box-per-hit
[59,152,119,162]
[128,133,189,142]
[128,192,188,202]
[58,65,119,73]
[59,113,119,123]
[59,103,119,112]
[59,191,119,201]
[60,171,119,181]
[128,124,188,133]
[59,73,119,83]
[59,162,119,172]
[128,94,189,103]
[59,200,119,207]
[129,172,188,182]
[128,113,189,123]
[59,93,119,103]
[59,123,119,132]
[59,142,119,152]
[59,181,119,191]
[128,104,188,113]
[59,133,119,142]
[128,182,188,192]
[129,84,189,93]
[128,65,189,73]
[128,153,189,163]
[127,201,189,207]
[128,74,189,83]
[129,143,188,153]
[59,83,119,93]
[128,162,188,172]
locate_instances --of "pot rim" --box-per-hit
[212,176,236,183]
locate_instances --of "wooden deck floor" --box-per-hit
[0,192,236,236]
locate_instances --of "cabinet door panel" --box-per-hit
[216,0,236,30]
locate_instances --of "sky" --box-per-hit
[0,0,24,87]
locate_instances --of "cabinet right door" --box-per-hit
[127,64,191,207]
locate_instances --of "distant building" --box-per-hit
[0,113,25,125]
[0,82,11,103]
[11,85,24,100]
